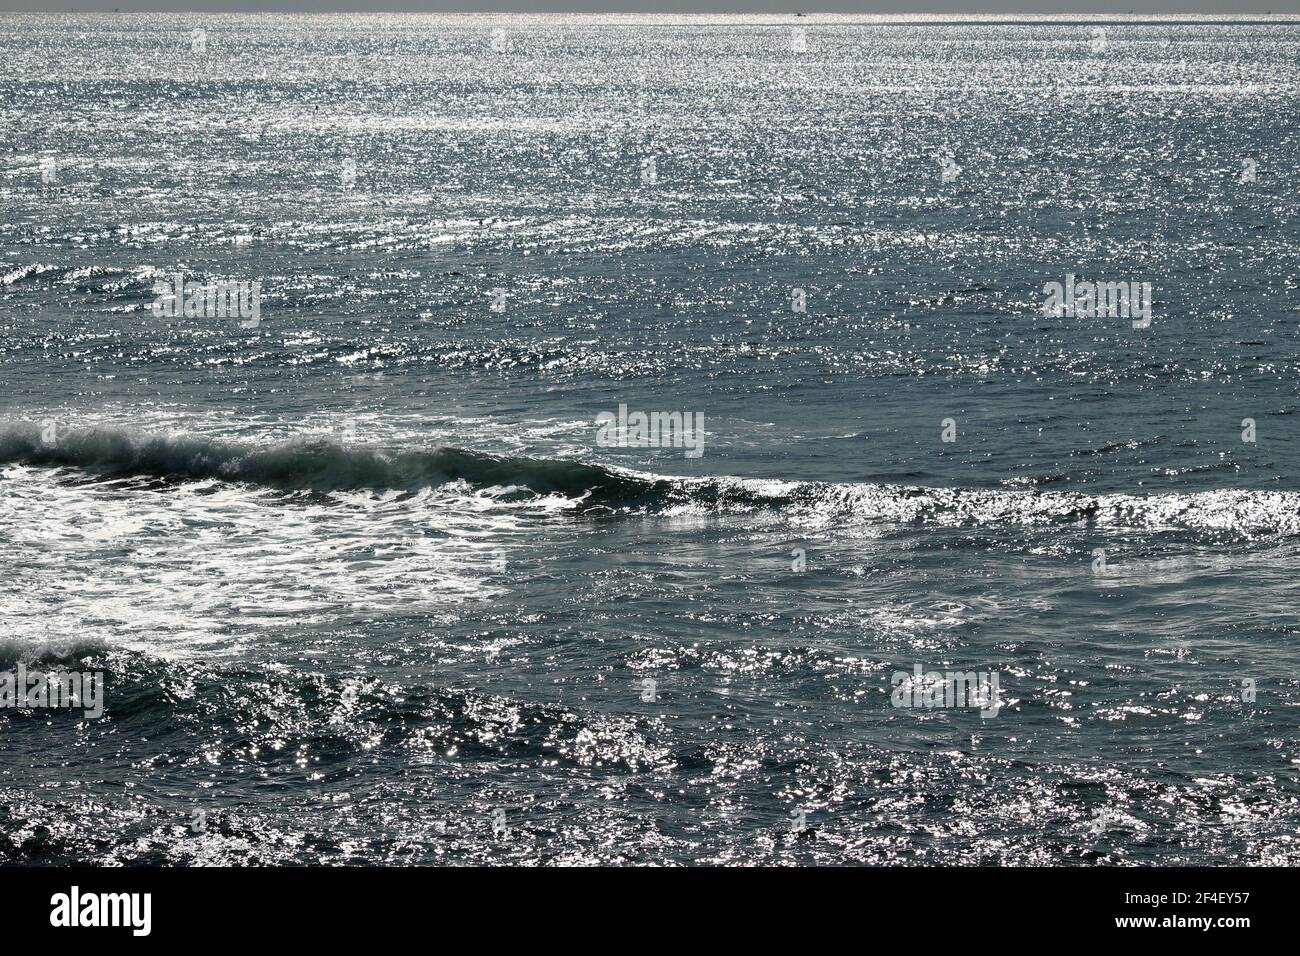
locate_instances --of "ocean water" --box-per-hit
[2,12,1299,865]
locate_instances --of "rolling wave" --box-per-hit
[2,420,1298,533]
[0,421,642,500]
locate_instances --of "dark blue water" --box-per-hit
[1,12,1299,865]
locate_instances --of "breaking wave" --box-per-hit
[0,421,648,500]
[2,421,1298,533]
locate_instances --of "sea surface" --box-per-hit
[1,12,1299,865]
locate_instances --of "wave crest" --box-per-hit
[0,421,646,499]
[2,421,1297,533]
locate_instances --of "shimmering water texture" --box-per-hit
[2,13,1299,865]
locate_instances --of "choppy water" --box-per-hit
[2,12,1299,865]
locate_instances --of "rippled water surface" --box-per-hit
[2,13,1299,865]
